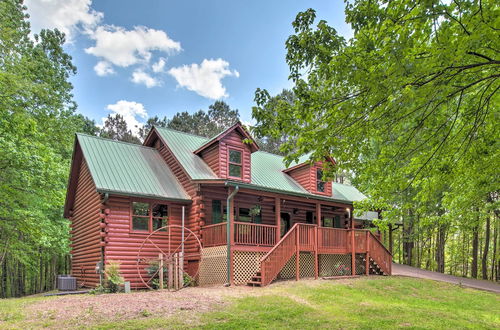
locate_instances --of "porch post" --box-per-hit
[350,207,356,276]
[315,203,321,279]
[365,231,370,275]
[275,197,281,243]
[295,226,300,281]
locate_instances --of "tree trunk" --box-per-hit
[482,215,491,280]
[471,220,479,279]
[435,223,447,273]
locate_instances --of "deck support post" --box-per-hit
[365,231,370,275]
[295,227,300,281]
[275,198,281,242]
[226,185,239,286]
[350,208,355,276]
[159,253,164,290]
[314,226,318,279]
[315,203,321,279]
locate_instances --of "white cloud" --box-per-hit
[94,61,115,76]
[25,0,103,42]
[85,25,181,68]
[103,100,148,136]
[152,58,166,73]
[131,70,161,88]
[168,58,239,99]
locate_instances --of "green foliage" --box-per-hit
[99,114,141,144]
[0,0,89,297]
[104,261,124,293]
[253,1,499,278]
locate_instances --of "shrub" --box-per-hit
[104,260,124,293]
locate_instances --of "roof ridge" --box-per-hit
[76,133,156,150]
[255,150,285,158]
[154,126,210,140]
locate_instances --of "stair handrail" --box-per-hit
[368,231,392,256]
[260,223,300,262]
[367,231,392,275]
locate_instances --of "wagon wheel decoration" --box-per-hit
[136,224,202,291]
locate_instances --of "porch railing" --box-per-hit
[318,227,349,253]
[201,222,277,247]
[234,222,277,247]
[202,223,227,247]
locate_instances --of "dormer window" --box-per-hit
[316,168,325,193]
[228,148,242,179]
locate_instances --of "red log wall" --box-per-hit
[219,130,252,183]
[69,160,103,287]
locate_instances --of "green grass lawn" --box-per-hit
[1,277,499,329]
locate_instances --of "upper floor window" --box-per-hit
[228,149,242,178]
[132,202,168,232]
[316,168,325,193]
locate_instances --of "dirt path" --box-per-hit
[392,263,500,294]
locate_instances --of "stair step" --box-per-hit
[247,280,263,286]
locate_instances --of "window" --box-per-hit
[306,211,313,224]
[131,202,168,232]
[132,202,149,231]
[322,217,334,227]
[316,168,325,193]
[152,204,168,231]
[334,215,342,228]
[212,200,223,224]
[237,205,261,223]
[228,149,242,178]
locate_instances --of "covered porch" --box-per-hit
[198,186,391,286]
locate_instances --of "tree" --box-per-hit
[99,114,141,144]
[251,89,295,155]
[0,0,86,297]
[138,115,168,140]
[208,100,239,133]
[166,101,240,137]
[253,3,499,278]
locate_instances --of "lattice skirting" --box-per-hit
[355,253,366,275]
[318,253,367,276]
[233,251,266,285]
[278,252,315,279]
[198,246,227,286]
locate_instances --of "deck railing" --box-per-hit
[318,228,349,253]
[234,222,277,247]
[202,223,227,247]
[201,222,277,248]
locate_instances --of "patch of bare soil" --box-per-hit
[28,287,230,327]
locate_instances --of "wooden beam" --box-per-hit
[351,207,355,276]
[275,197,281,242]
[365,231,370,275]
[228,188,235,286]
[295,227,300,281]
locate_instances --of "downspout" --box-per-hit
[225,184,239,286]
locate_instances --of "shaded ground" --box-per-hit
[392,263,500,293]
[1,277,499,329]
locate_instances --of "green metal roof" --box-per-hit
[332,183,367,202]
[77,133,191,202]
[155,127,216,180]
[155,127,368,204]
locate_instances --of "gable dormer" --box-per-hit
[194,122,259,183]
[284,159,334,196]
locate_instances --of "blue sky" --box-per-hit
[26,0,351,133]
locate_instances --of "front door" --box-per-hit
[280,212,291,238]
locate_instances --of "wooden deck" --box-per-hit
[201,222,392,286]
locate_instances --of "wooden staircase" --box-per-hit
[247,224,392,287]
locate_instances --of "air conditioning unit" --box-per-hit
[57,275,77,291]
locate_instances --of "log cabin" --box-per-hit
[64,122,391,288]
